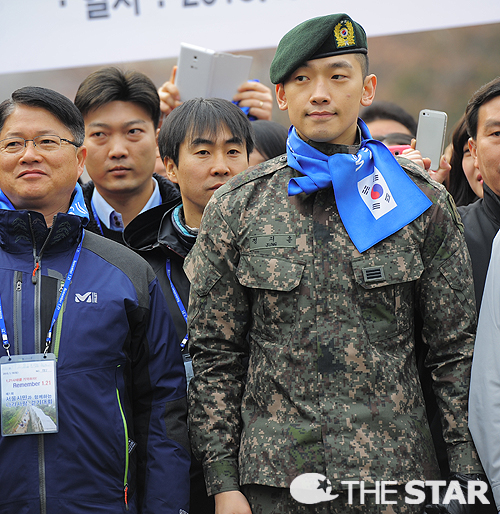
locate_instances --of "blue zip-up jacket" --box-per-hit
[0,187,190,514]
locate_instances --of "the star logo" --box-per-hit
[290,473,339,504]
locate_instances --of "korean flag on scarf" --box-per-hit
[357,159,397,220]
[287,121,432,253]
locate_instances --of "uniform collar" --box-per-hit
[305,126,362,156]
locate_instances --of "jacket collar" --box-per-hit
[82,173,181,234]
[482,182,500,226]
[0,184,88,254]
[123,197,196,259]
[123,197,181,252]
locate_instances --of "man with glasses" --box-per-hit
[0,86,190,514]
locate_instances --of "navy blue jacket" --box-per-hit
[0,191,190,513]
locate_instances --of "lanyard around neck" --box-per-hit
[165,258,188,350]
[1,232,85,358]
[90,199,104,236]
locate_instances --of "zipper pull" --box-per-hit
[124,484,129,511]
[32,258,40,285]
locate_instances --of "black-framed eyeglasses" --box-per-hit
[0,135,82,154]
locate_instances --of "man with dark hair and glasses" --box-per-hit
[0,86,190,514]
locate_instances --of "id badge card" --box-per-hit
[0,354,58,436]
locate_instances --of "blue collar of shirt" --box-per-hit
[91,177,161,231]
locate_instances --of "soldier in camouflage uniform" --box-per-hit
[185,13,484,514]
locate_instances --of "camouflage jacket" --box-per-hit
[184,152,481,496]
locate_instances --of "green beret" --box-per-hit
[270,13,368,84]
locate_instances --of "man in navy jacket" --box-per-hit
[0,86,190,514]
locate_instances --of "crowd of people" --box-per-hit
[0,10,499,514]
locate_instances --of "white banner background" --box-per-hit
[1,0,499,74]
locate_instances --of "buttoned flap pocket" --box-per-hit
[352,247,424,290]
[351,247,424,342]
[236,254,304,291]
[236,254,305,341]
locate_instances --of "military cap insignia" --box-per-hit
[334,20,356,48]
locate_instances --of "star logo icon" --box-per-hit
[317,478,330,493]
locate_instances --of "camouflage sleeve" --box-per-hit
[416,189,483,473]
[184,198,249,496]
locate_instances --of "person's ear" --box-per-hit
[360,74,377,107]
[165,157,179,184]
[276,83,289,112]
[469,137,479,168]
[76,145,87,179]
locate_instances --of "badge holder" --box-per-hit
[0,234,83,437]
[0,353,58,436]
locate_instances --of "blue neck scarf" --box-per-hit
[287,120,432,253]
[0,183,89,224]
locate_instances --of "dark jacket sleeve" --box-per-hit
[412,176,481,473]
[133,277,190,513]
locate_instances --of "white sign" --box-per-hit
[1,0,499,74]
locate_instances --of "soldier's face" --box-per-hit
[470,95,500,197]
[165,125,248,227]
[276,54,376,146]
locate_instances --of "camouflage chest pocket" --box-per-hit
[236,254,304,341]
[351,247,424,343]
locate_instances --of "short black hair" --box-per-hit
[361,101,417,137]
[74,67,161,129]
[158,97,255,166]
[355,53,369,80]
[465,76,500,140]
[0,86,85,145]
[251,120,288,160]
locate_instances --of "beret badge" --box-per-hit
[334,20,356,49]
[269,13,367,84]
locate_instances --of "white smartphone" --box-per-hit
[175,43,253,102]
[415,109,448,171]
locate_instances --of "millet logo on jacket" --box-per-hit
[75,292,98,303]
